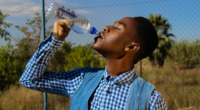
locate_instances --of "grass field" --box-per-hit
[0,59,199,110]
[134,59,200,110]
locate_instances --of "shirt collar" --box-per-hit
[103,67,136,85]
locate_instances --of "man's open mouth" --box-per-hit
[94,32,103,43]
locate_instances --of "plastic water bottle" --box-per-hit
[46,2,99,35]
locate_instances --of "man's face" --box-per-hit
[92,17,139,57]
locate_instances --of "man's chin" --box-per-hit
[92,43,98,50]
[92,43,101,52]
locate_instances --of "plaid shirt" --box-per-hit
[19,35,168,110]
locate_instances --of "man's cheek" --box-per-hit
[106,36,117,43]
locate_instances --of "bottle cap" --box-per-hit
[89,27,97,34]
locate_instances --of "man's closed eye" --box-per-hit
[115,27,120,30]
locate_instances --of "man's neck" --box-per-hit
[106,58,134,77]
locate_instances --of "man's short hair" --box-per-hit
[133,17,158,63]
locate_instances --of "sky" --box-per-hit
[0,0,199,46]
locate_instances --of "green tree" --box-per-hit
[15,13,53,62]
[0,42,24,91]
[64,44,100,71]
[14,37,37,63]
[47,42,73,72]
[15,12,53,45]
[0,10,12,41]
[170,40,200,68]
[0,13,55,91]
[148,13,175,67]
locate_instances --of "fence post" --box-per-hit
[140,60,142,77]
[41,0,47,110]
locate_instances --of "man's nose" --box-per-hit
[103,26,112,33]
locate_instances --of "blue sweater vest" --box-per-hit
[69,68,154,110]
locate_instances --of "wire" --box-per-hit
[2,0,175,14]
[70,0,174,9]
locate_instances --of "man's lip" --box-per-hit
[94,32,103,39]
[94,33,103,43]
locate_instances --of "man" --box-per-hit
[19,9,167,110]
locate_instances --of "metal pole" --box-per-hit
[41,0,47,110]
[140,60,142,77]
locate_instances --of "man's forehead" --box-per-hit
[119,17,140,27]
[116,17,139,35]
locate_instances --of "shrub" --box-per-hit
[169,40,200,67]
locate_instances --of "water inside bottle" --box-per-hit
[54,19,90,28]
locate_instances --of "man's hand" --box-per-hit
[53,22,70,40]
[53,8,75,40]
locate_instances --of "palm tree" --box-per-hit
[148,13,175,67]
[0,10,12,41]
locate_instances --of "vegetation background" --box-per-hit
[0,0,200,110]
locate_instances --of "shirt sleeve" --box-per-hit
[149,89,168,110]
[19,34,91,97]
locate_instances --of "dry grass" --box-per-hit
[0,86,70,110]
[135,59,200,110]
[0,59,199,110]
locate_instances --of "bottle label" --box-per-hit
[59,8,77,18]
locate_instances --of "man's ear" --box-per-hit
[124,42,140,52]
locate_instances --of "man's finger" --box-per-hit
[60,22,70,32]
[65,8,70,11]
[70,10,75,14]
[56,8,60,17]
[70,10,75,19]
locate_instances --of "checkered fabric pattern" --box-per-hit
[19,35,168,110]
[89,68,136,110]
